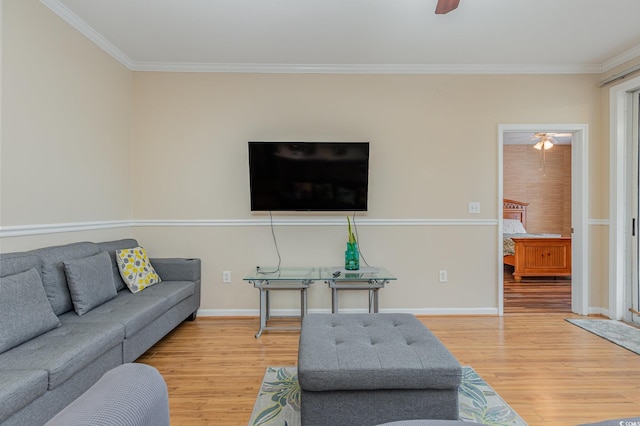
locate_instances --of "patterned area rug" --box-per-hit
[566,318,640,355]
[249,366,527,426]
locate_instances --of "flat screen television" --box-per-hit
[248,141,370,211]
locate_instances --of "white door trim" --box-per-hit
[498,124,589,316]
[610,75,640,320]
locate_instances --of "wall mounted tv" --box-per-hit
[248,141,370,212]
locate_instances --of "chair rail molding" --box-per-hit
[0,218,496,238]
[1,217,612,238]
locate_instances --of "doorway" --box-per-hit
[498,124,588,316]
[502,131,572,312]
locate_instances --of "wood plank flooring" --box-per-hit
[504,265,572,313]
[138,314,640,426]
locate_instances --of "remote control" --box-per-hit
[333,271,341,277]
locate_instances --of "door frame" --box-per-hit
[498,124,589,316]
[629,91,640,324]
[610,74,640,321]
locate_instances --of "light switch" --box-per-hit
[468,202,481,214]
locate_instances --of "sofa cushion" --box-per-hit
[0,268,62,354]
[136,280,195,306]
[64,251,118,315]
[116,247,162,293]
[0,322,125,390]
[97,239,139,291]
[0,252,41,278]
[0,369,49,423]
[60,291,173,338]
[30,242,101,315]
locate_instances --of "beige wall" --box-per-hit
[0,0,133,239]
[132,72,602,313]
[1,0,614,314]
[504,144,572,236]
[132,73,602,221]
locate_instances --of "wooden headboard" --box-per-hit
[503,199,529,228]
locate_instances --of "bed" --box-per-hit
[503,199,572,281]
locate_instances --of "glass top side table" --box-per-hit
[243,267,319,338]
[319,266,396,314]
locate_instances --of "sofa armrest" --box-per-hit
[150,258,201,282]
[45,364,169,426]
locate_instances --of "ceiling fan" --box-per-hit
[531,132,572,150]
[531,132,571,174]
[435,0,460,14]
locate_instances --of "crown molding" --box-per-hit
[39,0,134,69]
[602,44,640,72]
[131,62,602,75]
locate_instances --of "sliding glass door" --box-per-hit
[631,90,640,324]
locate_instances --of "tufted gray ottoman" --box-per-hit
[298,313,462,426]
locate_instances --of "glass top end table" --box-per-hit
[243,267,318,338]
[320,266,396,314]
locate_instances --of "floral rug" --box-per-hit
[249,366,527,426]
[566,318,640,355]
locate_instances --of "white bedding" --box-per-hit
[503,233,562,256]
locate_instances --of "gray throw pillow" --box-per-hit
[0,268,61,353]
[64,251,118,315]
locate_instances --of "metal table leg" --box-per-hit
[256,287,267,338]
[368,288,374,313]
[265,288,271,320]
[372,288,379,313]
[301,288,307,319]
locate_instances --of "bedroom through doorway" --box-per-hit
[501,130,574,314]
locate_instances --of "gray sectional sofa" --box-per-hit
[0,238,201,426]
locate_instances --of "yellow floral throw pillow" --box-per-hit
[115,246,161,293]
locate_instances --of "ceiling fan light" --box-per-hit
[533,138,554,150]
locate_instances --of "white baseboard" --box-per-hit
[197,309,259,317]
[588,306,610,318]
[196,307,499,317]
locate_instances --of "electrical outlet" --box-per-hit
[439,270,448,283]
[468,202,481,214]
[223,271,231,283]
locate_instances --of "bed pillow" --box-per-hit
[0,268,61,353]
[503,219,527,234]
[64,251,118,315]
[115,246,161,293]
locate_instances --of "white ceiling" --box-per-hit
[503,132,571,146]
[42,0,640,74]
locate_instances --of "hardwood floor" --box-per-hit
[138,314,640,426]
[504,265,572,313]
